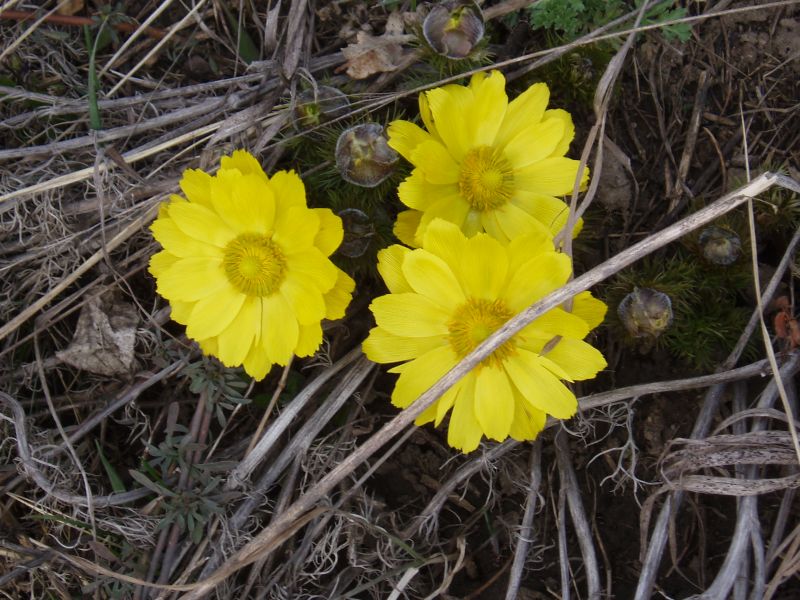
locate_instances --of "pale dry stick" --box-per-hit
[764,523,800,600]
[0,98,226,161]
[245,358,293,456]
[688,362,798,599]
[556,481,571,600]
[201,358,375,577]
[225,346,363,489]
[504,439,543,600]
[0,198,162,343]
[0,0,75,64]
[178,172,797,599]
[99,0,177,77]
[106,0,208,97]
[636,356,800,600]
[555,429,601,600]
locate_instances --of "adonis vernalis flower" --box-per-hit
[149,150,354,380]
[388,70,587,247]
[363,219,606,452]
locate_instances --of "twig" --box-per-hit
[0,9,169,38]
[505,439,543,600]
[555,429,601,600]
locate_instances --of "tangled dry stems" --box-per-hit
[2,0,800,598]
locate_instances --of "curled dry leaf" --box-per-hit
[340,31,414,79]
[56,294,139,376]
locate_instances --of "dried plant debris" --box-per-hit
[2,1,800,599]
[55,294,138,376]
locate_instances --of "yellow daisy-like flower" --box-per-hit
[363,219,606,453]
[388,70,588,247]
[149,150,355,380]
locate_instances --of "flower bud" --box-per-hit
[618,287,673,339]
[335,123,398,187]
[422,1,484,60]
[698,226,741,266]
[337,208,375,258]
[294,86,350,128]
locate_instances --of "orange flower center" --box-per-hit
[223,233,286,296]
[448,297,517,368]
[458,146,514,211]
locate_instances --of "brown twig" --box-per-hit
[0,9,169,39]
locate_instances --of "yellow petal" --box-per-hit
[377,245,413,293]
[419,91,438,139]
[459,233,508,300]
[571,291,607,330]
[296,322,323,357]
[312,208,344,256]
[362,327,444,364]
[503,253,571,313]
[391,345,458,408]
[393,210,422,248]
[503,118,564,168]
[197,337,218,356]
[508,391,546,442]
[543,338,606,381]
[324,270,355,320]
[216,296,260,366]
[447,375,483,452]
[524,307,590,340]
[280,274,326,325]
[506,230,555,274]
[179,168,214,208]
[494,82,549,148]
[243,342,272,380]
[421,218,467,273]
[150,216,225,258]
[510,194,576,238]
[370,293,450,337]
[210,171,276,235]
[474,365,514,441]
[397,170,450,211]
[156,257,228,302]
[401,249,465,309]
[468,70,508,147]
[186,286,246,340]
[505,350,577,419]
[515,157,588,197]
[411,140,460,185]
[220,149,268,179]
[167,201,236,248]
[415,193,471,240]
[169,300,193,325]
[425,84,473,161]
[268,169,306,214]
[434,378,462,426]
[285,248,338,292]
[261,293,299,365]
[494,201,553,242]
[480,210,507,243]
[274,206,319,254]
[387,119,433,163]
[149,250,178,278]
[542,108,575,158]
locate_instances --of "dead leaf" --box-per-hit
[56,0,84,16]
[340,31,414,79]
[56,294,139,376]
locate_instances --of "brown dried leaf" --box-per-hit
[56,0,84,16]
[56,295,139,376]
[340,31,414,80]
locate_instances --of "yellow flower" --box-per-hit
[363,219,606,453]
[149,150,354,380]
[388,70,587,247]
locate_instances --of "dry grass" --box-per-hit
[1,1,800,598]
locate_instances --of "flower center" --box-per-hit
[448,297,517,368]
[458,146,514,211]
[223,233,286,297]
